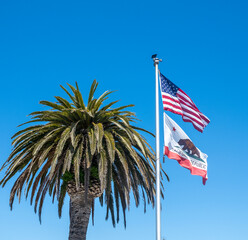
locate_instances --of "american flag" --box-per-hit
[160,72,210,132]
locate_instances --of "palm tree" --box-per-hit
[0,80,168,240]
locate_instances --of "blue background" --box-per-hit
[0,0,247,240]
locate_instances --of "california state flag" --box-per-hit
[163,113,208,184]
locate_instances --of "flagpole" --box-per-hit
[152,54,162,240]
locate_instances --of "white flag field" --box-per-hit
[163,113,208,184]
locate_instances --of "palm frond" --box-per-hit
[0,80,168,226]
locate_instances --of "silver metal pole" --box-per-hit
[153,55,162,240]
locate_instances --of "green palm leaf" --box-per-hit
[0,80,168,237]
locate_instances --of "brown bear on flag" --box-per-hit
[163,113,208,184]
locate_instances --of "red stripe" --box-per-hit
[182,114,204,128]
[181,107,205,127]
[181,105,204,121]
[182,115,205,130]
[164,146,207,184]
[162,95,202,122]
[182,117,204,132]
[178,95,200,112]
[177,94,209,128]
[178,89,210,124]
[180,102,210,126]
[164,95,206,129]
[162,95,180,104]
[163,93,207,127]
[163,107,183,116]
[178,89,198,109]
[162,100,182,111]
[161,85,210,132]
[199,113,210,124]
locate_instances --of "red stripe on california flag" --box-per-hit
[164,146,207,184]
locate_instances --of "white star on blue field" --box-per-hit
[0,1,247,240]
[160,74,179,96]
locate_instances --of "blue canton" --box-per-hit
[160,73,179,97]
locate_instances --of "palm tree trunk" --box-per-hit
[69,192,92,240]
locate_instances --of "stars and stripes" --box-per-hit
[160,72,210,132]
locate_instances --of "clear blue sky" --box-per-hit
[0,0,247,240]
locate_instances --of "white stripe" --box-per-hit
[163,96,206,127]
[180,103,203,118]
[198,115,209,125]
[161,92,179,102]
[199,112,210,123]
[177,90,195,105]
[179,97,209,126]
[162,97,182,108]
[182,116,204,130]
[178,91,210,125]
[182,111,204,127]
[178,96,197,109]
[163,104,183,114]
[178,89,210,116]
[181,104,208,126]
